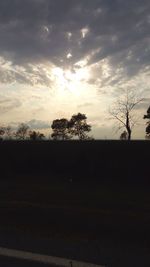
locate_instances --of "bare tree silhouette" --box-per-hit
[110,89,143,140]
[15,123,30,140]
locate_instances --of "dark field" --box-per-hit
[0,141,150,266]
[1,140,149,184]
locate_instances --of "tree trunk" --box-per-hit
[127,129,131,140]
[126,111,132,140]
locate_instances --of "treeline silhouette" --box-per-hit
[0,113,93,141]
[0,108,150,186]
[1,105,150,141]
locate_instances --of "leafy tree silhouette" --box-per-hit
[0,127,5,140]
[51,118,72,140]
[120,130,128,140]
[68,113,92,140]
[144,106,150,139]
[29,130,45,141]
[51,113,92,140]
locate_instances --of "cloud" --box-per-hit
[0,96,21,114]
[134,97,150,111]
[77,102,94,108]
[26,119,50,129]
[9,119,50,131]
[0,0,149,86]
[0,56,55,86]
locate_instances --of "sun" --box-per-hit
[52,66,90,95]
[52,67,67,86]
[64,68,89,82]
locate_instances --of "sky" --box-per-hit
[0,0,150,139]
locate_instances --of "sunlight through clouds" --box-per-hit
[81,27,90,39]
[0,0,149,138]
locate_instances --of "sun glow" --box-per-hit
[52,66,90,95]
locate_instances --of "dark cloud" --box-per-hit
[0,0,149,84]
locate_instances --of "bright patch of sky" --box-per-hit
[0,0,150,139]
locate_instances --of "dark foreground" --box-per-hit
[0,141,150,266]
[0,179,149,267]
[0,256,60,267]
[0,226,149,267]
[0,140,150,184]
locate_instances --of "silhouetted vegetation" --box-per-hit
[15,123,30,140]
[0,126,13,140]
[69,113,92,140]
[51,118,72,140]
[110,89,143,140]
[1,105,150,141]
[51,113,92,140]
[0,127,5,140]
[120,131,127,140]
[29,130,45,141]
[144,106,150,139]
[4,126,13,140]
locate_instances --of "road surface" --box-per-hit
[0,228,149,267]
[0,256,60,267]
[0,247,104,267]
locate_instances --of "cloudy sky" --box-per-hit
[0,0,150,139]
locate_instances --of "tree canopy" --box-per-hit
[144,106,150,138]
[51,118,71,140]
[69,113,92,140]
[0,127,5,140]
[51,113,92,140]
[29,130,45,141]
[120,131,128,140]
[15,123,30,140]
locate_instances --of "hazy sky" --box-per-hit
[0,0,150,139]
